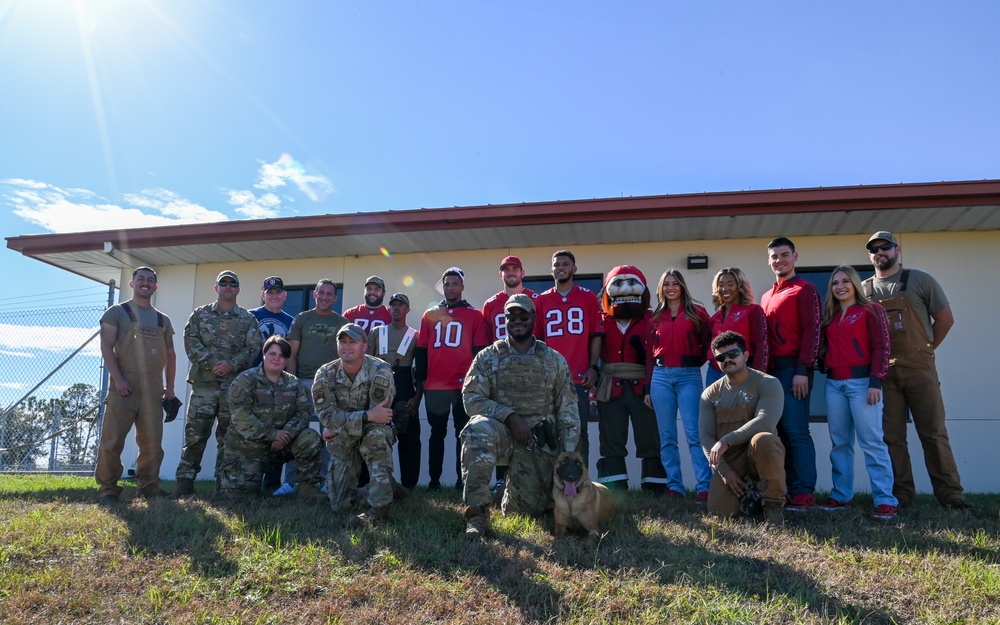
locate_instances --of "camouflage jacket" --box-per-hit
[227,365,311,444]
[184,302,261,384]
[312,354,396,439]
[462,338,580,453]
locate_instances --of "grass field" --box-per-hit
[0,475,997,624]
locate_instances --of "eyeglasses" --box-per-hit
[218,280,239,287]
[713,348,743,363]
[504,311,532,322]
[867,243,896,253]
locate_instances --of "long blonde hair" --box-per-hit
[652,269,705,331]
[822,265,872,327]
[710,267,755,310]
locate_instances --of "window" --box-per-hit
[261,283,343,317]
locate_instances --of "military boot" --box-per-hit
[175,478,195,497]
[464,505,490,541]
[349,504,391,528]
[391,479,411,502]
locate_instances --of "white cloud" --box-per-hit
[253,153,333,202]
[227,189,282,219]
[3,179,228,233]
[0,324,102,358]
[0,382,27,390]
[0,350,35,358]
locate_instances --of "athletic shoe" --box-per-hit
[272,482,297,496]
[872,504,898,520]
[818,498,853,511]
[784,493,815,512]
[664,489,685,499]
[695,491,709,505]
[320,484,327,494]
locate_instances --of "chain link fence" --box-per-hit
[0,304,109,473]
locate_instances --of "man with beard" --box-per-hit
[367,292,422,490]
[344,276,392,332]
[760,237,821,512]
[415,267,489,490]
[460,294,580,540]
[701,331,786,526]
[538,250,604,468]
[862,231,968,509]
[482,255,541,495]
[593,265,667,492]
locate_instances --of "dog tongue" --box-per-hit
[564,482,577,497]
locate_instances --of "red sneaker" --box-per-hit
[872,504,898,520]
[818,498,852,511]
[784,493,815,512]
[664,489,685,499]
[696,491,709,505]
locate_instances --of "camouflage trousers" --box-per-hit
[460,415,556,516]
[220,428,323,497]
[175,381,232,481]
[327,423,395,511]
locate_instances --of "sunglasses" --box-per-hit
[217,280,239,287]
[504,311,532,322]
[868,243,896,253]
[713,348,743,363]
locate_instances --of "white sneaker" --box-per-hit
[272,482,297,496]
[320,484,327,494]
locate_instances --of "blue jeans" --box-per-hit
[825,378,897,507]
[704,366,724,387]
[650,366,711,493]
[769,366,816,495]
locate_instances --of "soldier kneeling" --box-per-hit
[221,336,324,499]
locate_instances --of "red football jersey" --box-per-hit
[482,288,541,341]
[537,285,604,384]
[416,302,489,390]
[343,304,392,332]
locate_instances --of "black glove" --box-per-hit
[162,397,183,423]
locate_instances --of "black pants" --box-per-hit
[424,389,469,483]
[393,369,421,489]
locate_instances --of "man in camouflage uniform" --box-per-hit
[175,270,261,496]
[460,293,581,540]
[313,323,397,526]
[220,336,324,498]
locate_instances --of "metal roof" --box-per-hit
[8,180,1000,285]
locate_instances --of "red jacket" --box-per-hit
[760,276,821,374]
[600,311,651,398]
[708,303,770,372]
[646,304,711,381]
[821,303,891,388]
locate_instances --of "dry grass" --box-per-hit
[0,475,997,624]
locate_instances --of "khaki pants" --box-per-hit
[95,379,164,497]
[707,432,786,517]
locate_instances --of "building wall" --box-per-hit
[119,231,998,494]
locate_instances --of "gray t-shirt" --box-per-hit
[868,268,949,340]
[288,309,349,379]
[100,302,175,349]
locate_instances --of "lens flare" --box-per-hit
[380,247,391,258]
[402,276,415,287]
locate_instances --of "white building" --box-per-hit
[8,179,999,494]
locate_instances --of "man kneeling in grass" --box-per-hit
[701,331,786,526]
[220,336,324,499]
[460,294,581,540]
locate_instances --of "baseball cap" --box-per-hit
[499,255,522,270]
[388,292,410,306]
[216,270,239,284]
[365,275,386,290]
[262,276,285,291]
[442,267,465,283]
[337,323,367,342]
[866,231,899,250]
[504,293,535,314]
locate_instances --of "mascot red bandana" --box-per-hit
[600,265,650,320]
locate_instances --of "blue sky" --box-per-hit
[2,0,999,310]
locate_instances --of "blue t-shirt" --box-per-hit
[250,306,295,367]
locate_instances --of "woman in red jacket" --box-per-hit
[706,267,769,386]
[820,265,897,520]
[644,269,712,501]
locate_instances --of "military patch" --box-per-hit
[374,376,390,388]
[314,391,327,406]
[373,387,387,402]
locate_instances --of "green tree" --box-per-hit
[0,397,49,469]
[54,383,99,469]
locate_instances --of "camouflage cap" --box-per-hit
[388,292,410,306]
[216,270,239,283]
[504,293,535,314]
[365,275,386,290]
[337,323,367,342]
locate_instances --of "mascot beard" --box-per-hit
[600,265,650,321]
